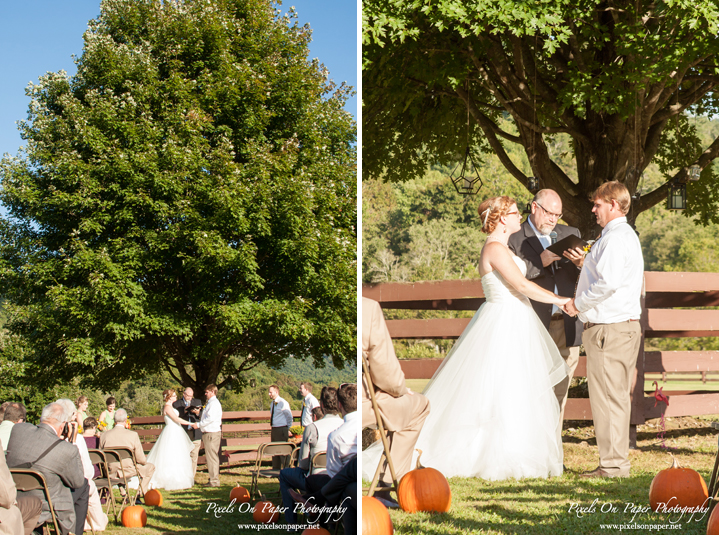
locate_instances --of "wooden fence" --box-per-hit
[131,410,301,467]
[362,272,719,445]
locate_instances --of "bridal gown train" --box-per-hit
[146,408,195,490]
[414,256,569,480]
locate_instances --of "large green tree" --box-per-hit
[364,0,719,236]
[0,0,356,394]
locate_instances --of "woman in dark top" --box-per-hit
[83,417,102,479]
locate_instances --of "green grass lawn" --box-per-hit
[98,465,313,534]
[381,416,719,535]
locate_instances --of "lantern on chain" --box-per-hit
[450,147,483,195]
[688,164,701,181]
[667,182,687,211]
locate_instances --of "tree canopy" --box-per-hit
[0,0,356,394]
[363,0,719,235]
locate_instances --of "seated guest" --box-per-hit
[56,399,108,532]
[321,455,357,535]
[311,406,324,422]
[279,387,343,524]
[100,409,155,499]
[6,402,89,535]
[83,418,102,479]
[0,402,10,421]
[0,402,26,452]
[362,297,430,492]
[0,443,42,535]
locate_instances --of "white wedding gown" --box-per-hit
[414,256,568,480]
[146,408,195,490]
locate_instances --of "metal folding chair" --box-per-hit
[362,353,399,497]
[11,469,62,535]
[102,448,133,510]
[249,442,297,499]
[103,447,147,506]
[88,449,120,523]
[309,451,327,475]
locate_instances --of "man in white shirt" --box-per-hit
[0,403,26,452]
[193,384,223,486]
[268,385,293,469]
[565,181,644,478]
[299,382,320,427]
[326,384,358,478]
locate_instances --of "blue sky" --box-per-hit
[0,0,357,159]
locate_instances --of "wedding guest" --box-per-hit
[268,385,293,469]
[56,399,108,532]
[279,386,343,524]
[173,387,203,478]
[321,455,357,535]
[98,397,116,431]
[362,297,430,490]
[508,189,584,429]
[83,418,102,479]
[0,445,42,535]
[195,384,222,487]
[0,402,9,421]
[6,402,89,535]
[100,409,155,497]
[311,406,324,422]
[565,181,644,478]
[300,382,320,427]
[0,402,26,452]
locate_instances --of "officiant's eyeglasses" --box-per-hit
[534,201,562,220]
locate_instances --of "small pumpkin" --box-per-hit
[229,484,251,504]
[707,502,719,534]
[144,489,163,506]
[253,500,279,523]
[362,496,393,535]
[397,449,451,513]
[301,527,331,535]
[121,505,147,528]
[649,455,708,512]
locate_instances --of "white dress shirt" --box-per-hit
[575,217,644,323]
[301,393,320,427]
[271,396,293,428]
[527,217,559,315]
[326,411,358,478]
[199,396,223,433]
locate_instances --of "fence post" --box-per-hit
[629,276,647,449]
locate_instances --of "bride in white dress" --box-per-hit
[146,389,196,490]
[414,196,571,480]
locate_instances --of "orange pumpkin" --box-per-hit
[144,489,163,506]
[397,449,451,513]
[121,505,147,528]
[301,527,331,535]
[707,502,719,534]
[649,455,708,512]
[230,484,251,504]
[362,496,393,535]
[253,500,279,523]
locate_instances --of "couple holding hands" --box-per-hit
[414,181,643,481]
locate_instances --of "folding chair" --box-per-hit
[10,469,62,535]
[88,449,120,524]
[362,353,399,497]
[249,442,297,499]
[102,449,133,510]
[309,451,327,476]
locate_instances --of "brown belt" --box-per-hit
[584,319,639,330]
[550,313,564,321]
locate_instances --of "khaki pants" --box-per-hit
[112,461,156,496]
[362,390,431,485]
[202,431,222,486]
[583,321,641,477]
[548,317,580,426]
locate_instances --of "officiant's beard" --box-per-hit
[531,215,556,236]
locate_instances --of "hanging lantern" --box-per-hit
[523,202,532,215]
[450,147,483,195]
[527,176,539,193]
[688,164,701,181]
[667,183,687,210]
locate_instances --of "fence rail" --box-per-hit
[130,410,301,467]
[362,271,719,445]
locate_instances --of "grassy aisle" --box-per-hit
[386,417,719,535]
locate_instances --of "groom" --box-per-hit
[508,189,584,427]
[193,385,223,487]
[565,181,644,478]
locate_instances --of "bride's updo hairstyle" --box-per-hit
[163,389,176,403]
[478,196,517,234]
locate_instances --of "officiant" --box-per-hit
[173,387,203,478]
[508,189,584,428]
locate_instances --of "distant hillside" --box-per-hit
[278,355,357,384]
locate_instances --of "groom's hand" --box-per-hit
[563,298,579,317]
[563,246,585,268]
